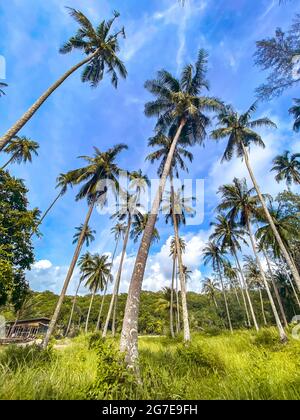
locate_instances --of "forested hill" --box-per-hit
[1,287,295,336]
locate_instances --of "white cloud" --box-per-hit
[32,260,53,270]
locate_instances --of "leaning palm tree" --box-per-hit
[1,136,39,169]
[210,215,259,331]
[82,254,112,333]
[42,144,127,348]
[95,222,126,331]
[244,255,268,326]
[0,8,127,151]
[121,49,222,366]
[217,178,288,340]
[203,241,233,332]
[65,251,93,336]
[31,172,74,237]
[211,102,300,292]
[289,99,300,132]
[271,150,300,188]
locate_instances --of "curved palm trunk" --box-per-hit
[170,178,190,342]
[170,256,176,338]
[85,288,96,334]
[95,239,120,331]
[280,261,300,309]
[31,191,62,238]
[0,51,100,151]
[120,119,186,367]
[233,248,259,331]
[232,247,259,331]
[217,263,233,333]
[65,279,82,337]
[263,249,288,327]
[259,288,268,326]
[103,217,131,338]
[247,220,287,342]
[42,200,95,348]
[1,153,17,169]
[242,143,300,292]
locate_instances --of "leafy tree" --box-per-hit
[0,8,127,151]
[2,136,39,170]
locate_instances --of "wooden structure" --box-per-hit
[5,318,50,341]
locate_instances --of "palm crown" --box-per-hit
[162,186,195,227]
[271,150,300,187]
[130,213,160,244]
[210,215,248,253]
[211,102,276,162]
[60,8,127,88]
[73,224,96,246]
[81,253,113,292]
[202,241,228,272]
[144,49,222,141]
[3,136,39,165]
[289,99,300,132]
[170,236,186,257]
[0,82,7,96]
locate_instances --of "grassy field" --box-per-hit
[0,328,300,400]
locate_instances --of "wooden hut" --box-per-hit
[5,318,50,341]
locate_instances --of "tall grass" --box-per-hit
[0,329,299,400]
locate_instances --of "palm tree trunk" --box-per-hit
[42,200,95,348]
[170,256,176,338]
[0,51,100,151]
[103,217,131,338]
[263,249,288,327]
[247,220,287,342]
[1,153,17,169]
[242,143,300,292]
[259,289,268,326]
[175,257,181,334]
[232,247,259,331]
[236,271,251,327]
[65,279,81,337]
[31,191,62,238]
[95,238,119,331]
[85,288,96,334]
[217,263,233,333]
[281,262,300,309]
[170,177,190,342]
[120,119,186,368]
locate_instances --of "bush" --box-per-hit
[0,344,54,372]
[87,337,137,400]
[176,343,225,374]
[253,328,280,348]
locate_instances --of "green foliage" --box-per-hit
[252,327,281,347]
[176,342,225,374]
[0,344,54,372]
[87,337,137,400]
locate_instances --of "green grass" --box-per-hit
[0,328,300,400]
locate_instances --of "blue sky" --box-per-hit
[0,0,299,295]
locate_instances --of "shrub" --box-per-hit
[0,344,54,372]
[253,328,280,348]
[176,343,225,374]
[87,337,137,400]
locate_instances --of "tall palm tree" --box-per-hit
[30,172,73,238]
[95,222,126,331]
[202,277,220,311]
[128,170,150,204]
[66,251,93,336]
[0,8,127,151]
[0,82,7,96]
[130,213,160,244]
[42,144,127,348]
[81,254,112,333]
[289,99,300,132]
[170,236,186,334]
[211,102,300,292]
[210,215,259,331]
[217,178,288,340]
[244,255,268,326]
[1,136,39,169]
[73,224,96,246]
[121,49,222,366]
[203,241,233,332]
[271,151,300,188]
[223,261,241,306]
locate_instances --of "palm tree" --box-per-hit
[65,251,93,336]
[121,49,222,366]
[129,170,150,204]
[223,261,241,306]
[73,224,96,246]
[244,255,268,326]
[210,215,259,331]
[202,277,220,311]
[1,136,39,169]
[203,241,233,332]
[42,144,127,348]
[82,254,112,333]
[31,172,73,238]
[217,178,288,339]
[0,82,7,96]
[211,102,300,292]
[95,222,126,331]
[170,236,186,334]
[271,151,300,188]
[289,99,300,132]
[0,8,127,151]
[130,213,160,244]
